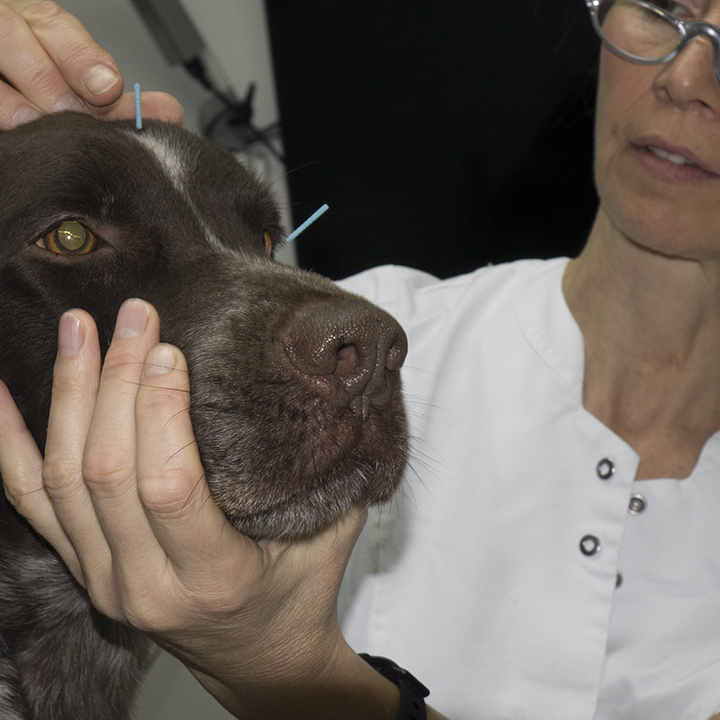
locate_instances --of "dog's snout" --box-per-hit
[278,299,407,417]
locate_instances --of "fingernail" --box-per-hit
[144,344,177,377]
[114,299,149,339]
[58,312,84,357]
[84,64,121,96]
[52,94,88,114]
[12,105,43,126]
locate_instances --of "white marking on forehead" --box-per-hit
[132,132,187,190]
[124,130,229,253]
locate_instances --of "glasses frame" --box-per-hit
[585,0,720,81]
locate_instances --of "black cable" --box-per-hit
[183,56,286,165]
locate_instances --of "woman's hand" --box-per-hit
[0,0,183,128]
[0,299,404,720]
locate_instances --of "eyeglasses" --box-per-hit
[585,0,720,82]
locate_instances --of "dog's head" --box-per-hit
[0,112,408,539]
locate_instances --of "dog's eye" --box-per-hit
[39,221,98,255]
[263,230,272,256]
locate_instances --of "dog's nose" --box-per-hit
[278,299,407,418]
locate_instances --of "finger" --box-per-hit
[92,91,185,125]
[24,0,123,104]
[0,81,45,129]
[0,1,122,122]
[0,2,71,131]
[134,342,260,589]
[79,300,168,596]
[41,310,106,582]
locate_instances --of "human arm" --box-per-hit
[0,300,449,720]
[0,0,183,127]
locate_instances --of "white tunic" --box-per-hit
[337,258,720,720]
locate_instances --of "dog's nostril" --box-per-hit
[278,299,407,414]
[335,343,361,377]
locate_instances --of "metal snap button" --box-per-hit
[628,494,647,515]
[579,534,601,556]
[596,458,615,480]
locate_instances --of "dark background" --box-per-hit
[265,1,600,280]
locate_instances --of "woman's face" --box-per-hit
[594,1,720,261]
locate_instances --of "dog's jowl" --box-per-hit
[0,113,408,720]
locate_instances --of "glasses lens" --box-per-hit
[597,0,682,61]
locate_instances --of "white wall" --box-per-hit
[58,1,292,717]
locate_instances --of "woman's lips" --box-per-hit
[631,137,718,181]
[647,145,697,166]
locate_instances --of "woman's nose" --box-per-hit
[655,33,720,112]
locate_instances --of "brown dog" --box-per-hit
[0,113,408,719]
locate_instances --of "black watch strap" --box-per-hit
[359,653,430,720]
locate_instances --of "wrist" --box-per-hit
[189,640,401,720]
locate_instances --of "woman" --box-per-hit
[339,3,720,717]
[1,1,720,718]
